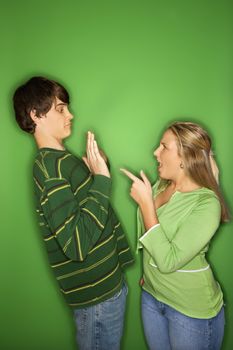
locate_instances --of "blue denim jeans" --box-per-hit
[141,290,225,350]
[73,283,128,350]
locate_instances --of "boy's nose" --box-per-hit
[67,111,74,120]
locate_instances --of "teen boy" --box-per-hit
[13,76,134,349]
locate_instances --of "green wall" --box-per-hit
[1,1,233,349]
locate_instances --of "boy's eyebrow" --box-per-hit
[55,102,67,107]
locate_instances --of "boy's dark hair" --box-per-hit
[13,76,70,134]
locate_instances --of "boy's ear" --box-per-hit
[30,109,40,124]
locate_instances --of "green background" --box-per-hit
[1,0,233,349]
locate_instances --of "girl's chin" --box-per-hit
[158,168,169,180]
[159,173,169,180]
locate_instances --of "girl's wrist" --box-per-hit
[139,198,159,229]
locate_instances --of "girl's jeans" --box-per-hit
[141,290,225,350]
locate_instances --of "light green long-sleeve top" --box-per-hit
[137,181,223,318]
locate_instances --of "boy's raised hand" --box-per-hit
[82,131,110,178]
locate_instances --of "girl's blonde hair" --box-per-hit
[166,121,229,222]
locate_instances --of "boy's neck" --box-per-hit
[34,134,65,150]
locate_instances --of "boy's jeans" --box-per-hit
[73,283,128,350]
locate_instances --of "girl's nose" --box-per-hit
[154,146,160,158]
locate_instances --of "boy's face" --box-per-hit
[37,97,73,142]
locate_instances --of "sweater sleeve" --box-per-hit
[139,195,221,273]
[40,174,111,261]
[136,181,161,252]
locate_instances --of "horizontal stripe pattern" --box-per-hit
[68,277,123,307]
[57,245,118,281]
[33,149,134,308]
[61,262,120,294]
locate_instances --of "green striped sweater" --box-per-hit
[33,147,134,308]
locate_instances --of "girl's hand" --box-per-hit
[139,277,144,286]
[121,168,158,230]
[120,168,152,206]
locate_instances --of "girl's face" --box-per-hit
[154,129,183,180]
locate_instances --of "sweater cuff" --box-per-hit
[90,175,112,197]
[139,224,160,243]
